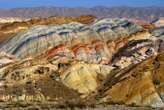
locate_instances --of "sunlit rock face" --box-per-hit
[111,39,159,68]
[0,19,153,69]
[0,15,96,43]
[0,17,24,24]
[151,27,164,52]
[153,18,164,28]
[0,18,157,69]
[97,53,164,108]
[61,63,114,97]
[124,18,155,30]
[151,27,164,38]
[0,51,16,66]
[0,18,143,57]
[0,18,164,108]
[0,54,114,103]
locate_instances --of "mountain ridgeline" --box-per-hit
[0,6,164,20]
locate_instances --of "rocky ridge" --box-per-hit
[0,17,25,24]
[0,15,95,43]
[0,17,163,108]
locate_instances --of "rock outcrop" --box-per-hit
[0,17,163,108]
[153,18,164,27]
[0,15,96,43]
[0,17,24,24]
[96,53,164,107]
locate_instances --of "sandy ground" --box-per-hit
[0,102,163,110]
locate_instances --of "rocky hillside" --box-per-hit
[0,17,25,24]
[0,15,95,43]
[153,18,164,27]
[0,17,163,109]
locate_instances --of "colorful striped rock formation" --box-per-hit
[0,15,95,43]
[95,53,164,107]
[0,17,163,108]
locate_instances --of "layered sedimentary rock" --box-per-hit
[151,27,164,38]
[0,51,16,66]
[96,53,164,107]
[0,48,163,107]
[124,18,155,30]
[0,17,164,108]
[151,27,164,52]
[0,15,96,43]
[1,19,151,59]
[0,54,114,103]
[1,18,161,69]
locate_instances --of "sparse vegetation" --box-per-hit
[153,79,161,85]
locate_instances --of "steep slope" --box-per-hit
[0,53,114,103]
[0,18,161,69]
[0,15,95,43]
[153,18,164,27]
[95,53,164,107]
[0,41,163,107]
[151,27,164,52]
[0,17,164,108]
[0,19,149,55]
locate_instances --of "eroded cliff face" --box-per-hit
[0,55,114,103]
[96,53,164,107]
[0,18,156,66]
[0,50,163,107]
[0,17,163,108]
